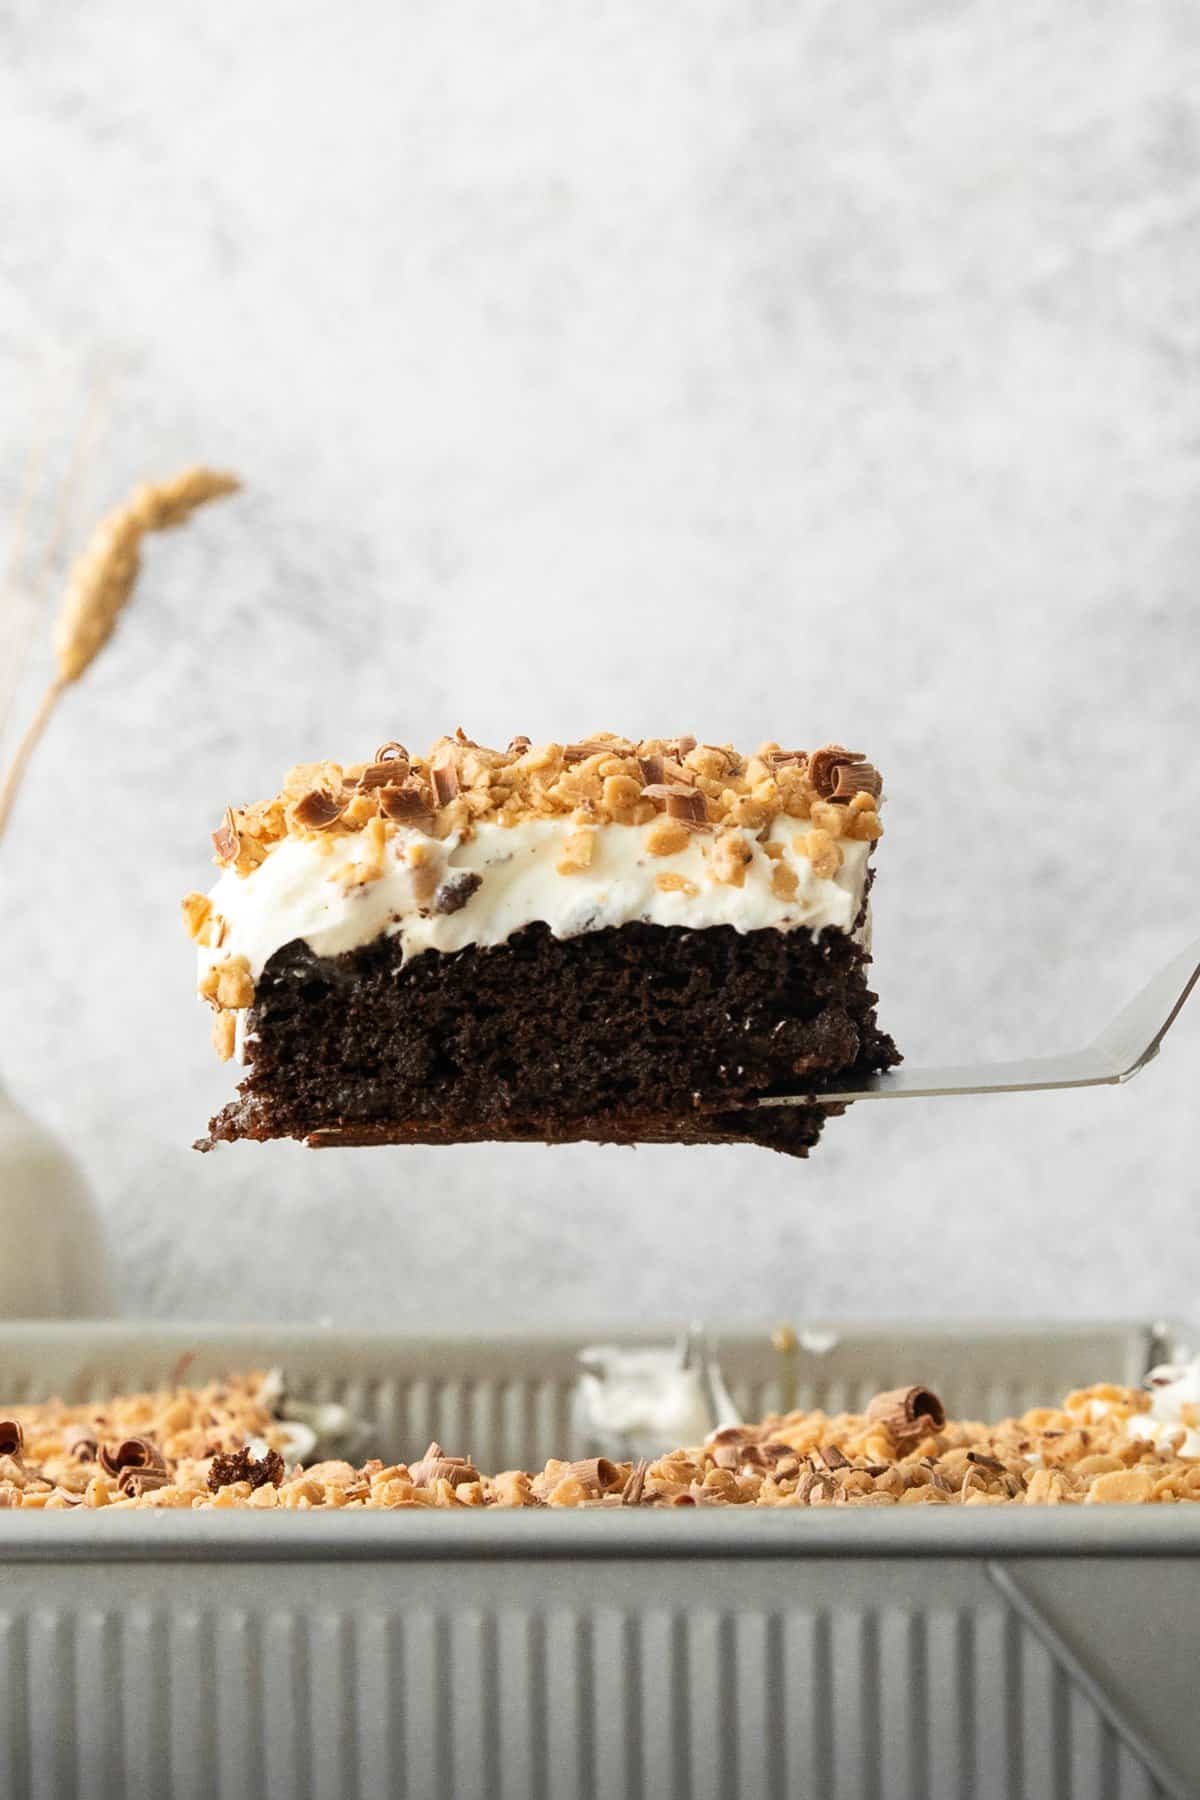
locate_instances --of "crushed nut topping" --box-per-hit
[2,1374,1197,1512]
[203,736,886,873]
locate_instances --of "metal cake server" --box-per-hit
[756,932,1200,1107]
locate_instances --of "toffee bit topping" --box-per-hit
[865,1385,947,1444]
[191,733,886,885]
[430,755,459,807]
[408,1442,480,1488]
[0,1420,23,1458]
[97,1436,166,1479]
[212,807,240,866]
[433,871,482,915]
[207,1445,285,1492]
[291,790,347,831]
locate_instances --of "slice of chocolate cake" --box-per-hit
[185,733,899,1155]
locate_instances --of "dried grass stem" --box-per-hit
[0,466,239,846]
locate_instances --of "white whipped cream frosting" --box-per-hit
[200,814,873,1000]
[1129,1356,1200,1458]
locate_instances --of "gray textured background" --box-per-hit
[1,0,1197,1328]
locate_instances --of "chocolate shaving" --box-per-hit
[563,1457,621,1497]
[621,1459,649,1506]
[819,1444,850,1470]
[373,741,410,765]
[671,735,697,757]
[706,1425,756,1446]
[430,756,459,807]
[966,1450,1006,1473]
[507,735,531,755]
[807,745,864,800]
[207,1445,285,1493]
[358,756,410,790]
[666,788,707,824]
[668,1491,696,1506]
[0,1420,23,1459]
[292,789,346,831]
[564,737,636,764]
[62,1426,99,1462]
[831,761,882,803]
[408,1442,479,1488]
[865,1385,946,1443]
[637,754,665,786]
[768,750,807,770]
[379,783,432,824]
[454,727,478,747]
[433,871,482,915]
[640,781,708,824]
[212,807,240,865]
[98,1437,166,1479]
[119,1466,172,1499]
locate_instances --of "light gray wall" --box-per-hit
[1,1,1197,1329]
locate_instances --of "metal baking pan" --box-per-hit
[0,1319,1195,1800]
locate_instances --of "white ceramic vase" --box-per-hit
[0,1079,116,1317]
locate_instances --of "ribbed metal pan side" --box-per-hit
[0,1321,1176,1471]
[0,1557,1177,1800]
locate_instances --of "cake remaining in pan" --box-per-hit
[2,1365,1196,1509]
[185,731,898,1153]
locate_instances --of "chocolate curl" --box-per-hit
[0,1420,23,1459]
[807,745,864,800]
[563,737,636,764]
[408,1442,479,1488]
[640,782,709,824]
[62,1426,99,1463]
[430,755,459,807]
[291,789,346,831]
[621,1459,649,1506]
[831,761,882,802]
[98,1436,166,1479]
[507,735,532,756]
[637,754,665,786]
[818,1444,850,1470]
[212,807,240,865]
[865,1386,946,1444]
[379,783,432,824]
[562,1457,621,1498]
[357,754,410,790]
[119,1466,172,1499]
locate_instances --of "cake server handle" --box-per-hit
[755,932,1200,1106]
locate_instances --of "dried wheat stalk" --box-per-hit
[0,467,240,841]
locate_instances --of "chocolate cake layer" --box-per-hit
[202,920,899,1156]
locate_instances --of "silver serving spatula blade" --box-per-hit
[756,933,1200,1107]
